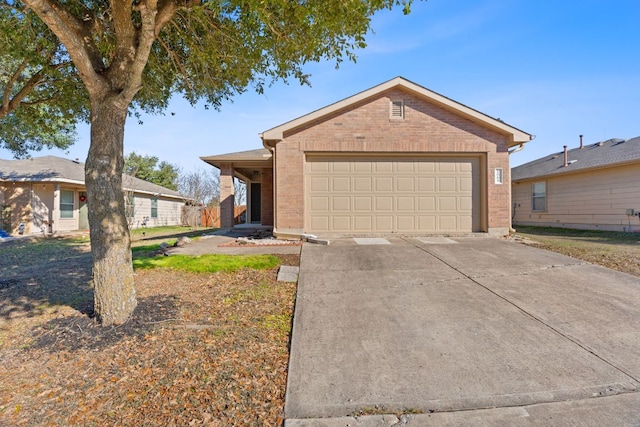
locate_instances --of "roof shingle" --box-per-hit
[512,137,640,181]
[0,155,183,199]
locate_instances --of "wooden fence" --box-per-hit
[182,205,246,228]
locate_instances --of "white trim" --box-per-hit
[261,77,532,145]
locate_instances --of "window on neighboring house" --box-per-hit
[125,193,135,218]
[151,197,158,218]
[532,182,546,212]
[60,190,74,218]
[494,168,504,185]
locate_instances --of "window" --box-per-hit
[151,197,158,218]
[494,168,504,185]
[60,190,74,218]
[125,193,135,218]
[390,99,404,119]
[532,182,546,212]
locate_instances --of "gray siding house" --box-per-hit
[1,156,186,235]
[512,137,640,232]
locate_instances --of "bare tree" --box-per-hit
[178,168,220,227]
[179,168,220,206]
[234,178,246,206]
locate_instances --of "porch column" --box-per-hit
[52,184,60,234]
[261,168,274,226]
[219,162,235,228]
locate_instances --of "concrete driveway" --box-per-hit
[285,237,640,426]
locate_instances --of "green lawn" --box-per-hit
[133,253,281,273]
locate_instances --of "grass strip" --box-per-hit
[133,254,280,273]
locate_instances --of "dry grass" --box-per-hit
[0,234,298,426]
[514,226,640,278]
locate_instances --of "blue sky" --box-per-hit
[2,0,639,171]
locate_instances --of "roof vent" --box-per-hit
[390,100,404,119]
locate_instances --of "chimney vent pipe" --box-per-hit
[579,134,583,149]
[563,145,568,167]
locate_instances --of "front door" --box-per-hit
[79,192,89,230]
[250,183,261,223]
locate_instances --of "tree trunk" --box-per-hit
[85,95,136,326]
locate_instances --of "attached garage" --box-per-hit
[305,155,482,234]
[208,77,532,237]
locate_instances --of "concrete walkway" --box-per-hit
[285,237,640,425]
[167,230,301,256]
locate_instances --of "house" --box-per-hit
[512,136,640,232]
[201,77,532,238]
[0,156,186,235]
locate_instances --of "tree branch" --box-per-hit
[2,59,29,115]
[23,0,107,96]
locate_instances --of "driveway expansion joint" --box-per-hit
[401,237,640,385]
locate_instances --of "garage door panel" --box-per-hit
[396,177,415,192]
[354,196,372,211]
[439,196,457,211]
[332,197,350,211]
[332,162,350,172]
[375,162,393,173]
[397,216,416,231]
[354,216,372,230]
[375,216,394,231]
[417,177,435,192]
[332,216,351,231]
[418,196,435,211]
[439,215,458,230]
[306,156,480,234]
[438,162,457,173]
[438,177,456,192]
[396,162,415,173]
[416,162,436,173]
[375,177,393,191]
[418,215,437,230]
[396,196,415,211]
[354,162,372,173]
[332,177,350,192]
[310,177,329,192]
[376,196,394,211]
[310,216,329,231]
[354,177,372,192]
[310,196,329,211]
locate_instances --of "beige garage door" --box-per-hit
[305,156,481,234]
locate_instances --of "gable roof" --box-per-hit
[260,76,532,147]
[0,155,184,199]
[512,137,640,182]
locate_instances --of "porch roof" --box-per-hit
[200,148,272,182]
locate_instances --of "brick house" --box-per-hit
[202,77,532,238]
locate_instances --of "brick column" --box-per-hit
[219,163,235,228]
[261,168,274,226]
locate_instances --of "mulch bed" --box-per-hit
[0,253,299,426]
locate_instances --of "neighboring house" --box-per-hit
[202,77,532,238]
[511,137,640,232]
[0,156,186,235]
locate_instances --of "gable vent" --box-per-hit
[390,100,404,119]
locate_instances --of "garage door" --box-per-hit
[305,156,481,234]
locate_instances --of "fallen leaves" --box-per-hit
[0,253,299,426]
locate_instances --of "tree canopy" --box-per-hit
[0,2,86,157]
[124,151,180,190]
[7,0,414,325]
